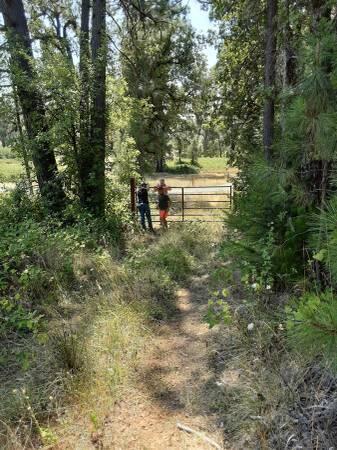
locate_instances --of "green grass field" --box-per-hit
[198,157,228,172]
[166,157,228,174]
[0,159,23,182]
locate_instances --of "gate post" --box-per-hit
[181,187,185,222]
[130,177,136,216]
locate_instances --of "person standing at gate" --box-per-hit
[137,182,154,232]
[155,178,171,195]
[158,191,171,229]
[154,178,172,228]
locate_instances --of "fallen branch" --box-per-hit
[176,422,222,449]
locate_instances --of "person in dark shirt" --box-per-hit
[137,182,154,231]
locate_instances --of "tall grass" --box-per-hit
[0,221,214,449]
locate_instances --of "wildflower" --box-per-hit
[12,389,17,394]
[251,283,258,290]
[49,396,53,401]
[247,323,254,331]
[278,323,284,331]
[266,285,271,290]
[27,406,31,411]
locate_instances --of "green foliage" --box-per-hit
[0,192,123,337]
[310,196,337,287]
[0,159,23,182]
[152,245,194,282]
[211,0,265,167]
[164,160,199,174]
[120,0,205,172]
[107,77,141,184]
[0,146,15,159]
[127,234,193,283]
[286,291,337,363]
[204,289,232,328]
[222,158,309,287]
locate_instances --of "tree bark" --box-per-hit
[78,0,91,204]
[81,0,106,216]
[263,0,278,162]
[156,156,164,172]
[12,83,33,194]
[0,0,66,210]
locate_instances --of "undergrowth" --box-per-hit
[206,259,337,449]
[0,188,212,449]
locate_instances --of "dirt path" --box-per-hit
[103,277,224,449]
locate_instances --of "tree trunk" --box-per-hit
[12,83,33,194]
[78,0,91,204]
[263,0,278,162]
[177,136,182,163]
[156,156,164,173]
[0,0,66,210]
[81,0,106,216]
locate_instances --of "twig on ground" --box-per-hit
[176,422,222,449]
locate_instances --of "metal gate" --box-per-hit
[131,179,233,223]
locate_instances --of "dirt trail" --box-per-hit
[103,277,224,449]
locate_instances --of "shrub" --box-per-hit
[164,160,199,174]
[222,158,310,287]
[286,291,337,363]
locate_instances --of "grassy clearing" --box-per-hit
[0,221,214,449]
[0,159,23,182]
[198,157,228,172]
[0,147,15,159]
[165,157,228,174]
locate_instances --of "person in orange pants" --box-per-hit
[158,193,171,229]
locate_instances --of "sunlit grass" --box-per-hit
[166,157,228,173]
[0,159,23,181]
[198,157,228,172]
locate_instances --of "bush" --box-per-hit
[164,160,199,174]
[0,192,124,338]
[286,291,337,363]
[222,158,310,287]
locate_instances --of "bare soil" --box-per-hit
[50,273,226,450]
[100,280,224,450]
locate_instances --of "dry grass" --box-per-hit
[0,250,151,449]
[0,224,216,449]
[206,280,337,449]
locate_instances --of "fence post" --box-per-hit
[130,177,136,216]
[182,187,185,222]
